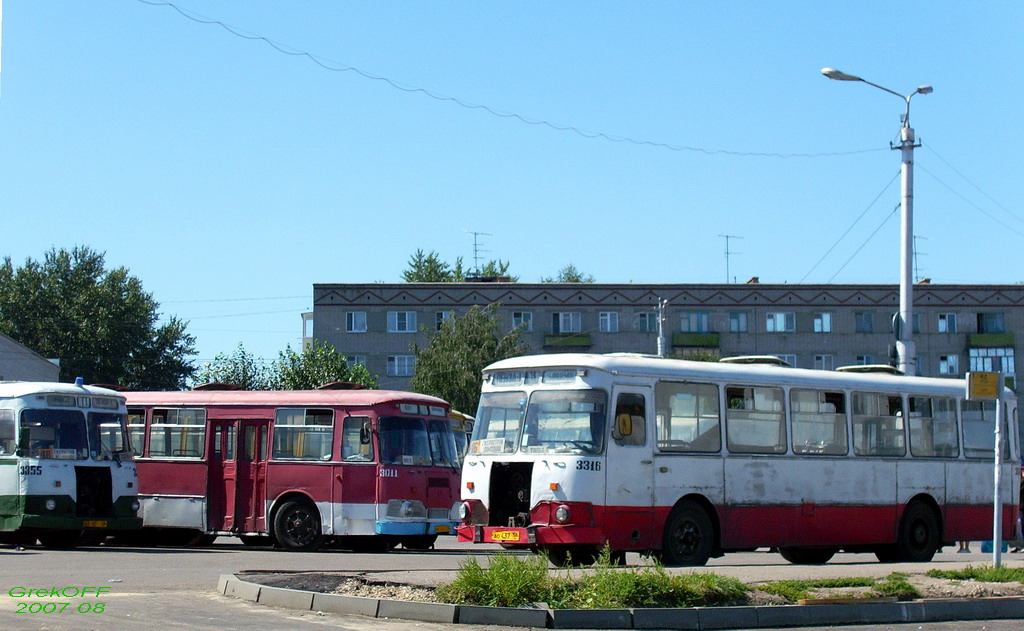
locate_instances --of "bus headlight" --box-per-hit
[458,502,471,521]
[45,499,57,511]
[130,500,140,512]
[554,505,571,524]
[400,501,415,517]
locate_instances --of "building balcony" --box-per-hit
[544,333,592,348]
[672,332,721,348]
[968,333,1014,348]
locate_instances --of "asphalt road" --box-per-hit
[1,538,1022,630]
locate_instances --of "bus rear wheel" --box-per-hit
[661,501,714,566]
[778,547,837,564]
[273,499,324,552]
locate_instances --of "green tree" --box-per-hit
[410,304,529,413]
[402,250,517,282]
[195,343,270,390]
[0,246,196,388]
[541,263,595,283]
[402,250,466,282]
[269,340,377,390]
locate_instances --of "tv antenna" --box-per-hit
[719,234,743,283]
[467,231,493,274]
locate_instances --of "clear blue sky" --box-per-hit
[1,1,1021,366]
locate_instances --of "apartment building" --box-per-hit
[308,281,1022,391]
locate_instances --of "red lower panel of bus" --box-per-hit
[461,503,1018,551]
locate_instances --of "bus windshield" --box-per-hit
[88,412,130,460]
[472,390,607,455]
[20,409,89,459]
[379,417,457,467]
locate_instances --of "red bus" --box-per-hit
[124,388,461,551]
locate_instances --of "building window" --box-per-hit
[387,355,416,377]
[814,354,834,370]
[766,312,795,333]
[939,355,959,375]
[774,354,797,367]
[856,354,875,365]
[553,312,581,334]
[729,312,748,333]
[599,312,619,333]
[854,312,874,333]
[637,312,657,333]
[512,312,533,332]
[813,313,832,333]
[938,313,957,333]
[435,311,454,331]
[977,313,1006,334]
[346,312,367,333]
[969,347,1015,373]
[912,313,921,335]
[680,312,710,333]
[345,355,366,369]
[387,311,417,333]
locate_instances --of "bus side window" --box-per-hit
[341,416,374,462]
[613,393,646,447]
[0,409,14,455]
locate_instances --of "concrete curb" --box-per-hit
[218,574,1024,629]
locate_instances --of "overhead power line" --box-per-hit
[136,0,885,159]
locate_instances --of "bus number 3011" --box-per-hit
[576,460,601,472]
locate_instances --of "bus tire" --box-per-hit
[273,499,324,552]
[545,545,599,567]
[661,501,713,567]
[778,547,837,564]
[399,535,437,550]
[37,531,82,550]
[894,501,940,562]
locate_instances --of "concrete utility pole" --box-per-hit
[822,68,932,375]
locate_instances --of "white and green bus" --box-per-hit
[0,380,141,548]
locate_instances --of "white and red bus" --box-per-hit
[124,387,461,551]
[456,353,1020,566]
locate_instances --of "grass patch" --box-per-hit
[758,577,874,602]
[436,548,746,609]
[926,565,1024,584]
[871,572,921,599]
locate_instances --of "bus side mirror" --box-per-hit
[360,422,371,445]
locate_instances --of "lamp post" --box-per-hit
[821,68,932,375]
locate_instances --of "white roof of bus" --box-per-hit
[0,381,126,400]
[484,353,1011,400]
[122,389,448,408]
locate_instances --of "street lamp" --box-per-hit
[821,68,933,375]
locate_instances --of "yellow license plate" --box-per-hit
[491,530,521,542]
[83,520,108,529]
[434,525,450,534]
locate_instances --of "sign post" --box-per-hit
[967,371,1004,567]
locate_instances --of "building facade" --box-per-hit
[0,332,60,382]
[310,282,1022,392]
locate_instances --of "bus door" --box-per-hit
[206,420,270,533]
[236,421,270,532]
[606,386,656,548]
[206,422,237,531]
[334,415,378,535]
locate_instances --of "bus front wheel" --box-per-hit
[661,501,713,567]
[273,500,324,552]
[894,501,940,562]
[778,547,837,564]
